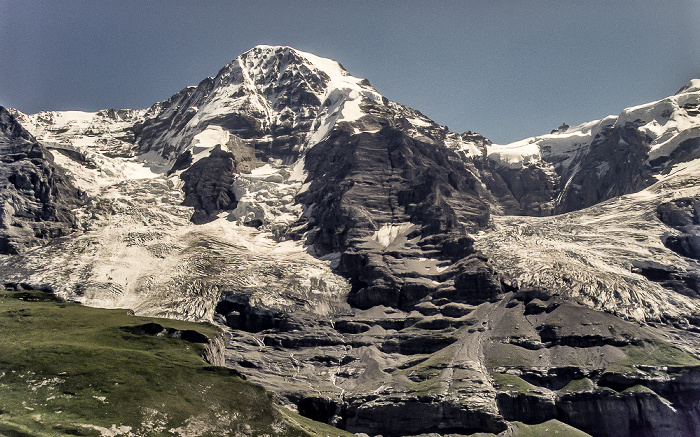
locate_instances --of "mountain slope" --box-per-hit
[0,287,355,437]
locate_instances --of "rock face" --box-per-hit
[487,81,700,216]
[658,197,700,261]
[180,146,239,224]
[299,125,491,311]
[0,107,81,253]
[3,48,700,437]
[134,45,377,165]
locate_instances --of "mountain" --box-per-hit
[3,46,700,436]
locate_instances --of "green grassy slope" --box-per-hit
[0,289,351,437]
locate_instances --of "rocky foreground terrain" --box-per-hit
[1,46,700,436]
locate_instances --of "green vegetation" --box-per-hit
[0,289,352,436]
[604,340,700,374]
[558,378,595,394]
[621,384,657,394]
[485,342,539,370]
[491,373,540,394]
[512,419,592,436]
[398,348,456,394]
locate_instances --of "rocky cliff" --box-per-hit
[0,107,82,254]
[487,80,700,216]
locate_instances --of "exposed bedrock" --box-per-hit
[180,145,239,224]
[0,107,82,253]
[488,122,700,217]
[488,293,700,437]
[135,47,336,165]
[497,386,700,437]
[215,275,700,437]
[342,396,508,436]
[554,124,655,214]
[657,197,700,261]
[215,291,312,333]
[487,164,560,216]
[297,124,495,311]
[558,388,700,437]
[633,264,700,300]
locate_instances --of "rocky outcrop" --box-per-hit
[555,124,656,214]
[5,47,700,437]
[10,107,144,159]
[298,124,493,311]
[487,123,658,216]
[0,107,82,253]
[657,197,700,261]
[486,294,700,437]
[134,46,352,165]
[486,80,700,217]
[343,395,507,435]
[180,146,239,224]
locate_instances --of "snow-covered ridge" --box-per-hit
[10,107,147,159]
[140,45,387,166]
[486,118,609,170]
[487,79,700,169]
[11,45,488,175]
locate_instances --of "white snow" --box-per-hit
[12,108,149,164]
[407,117,432,127]
[676,79,700,95]
[191,125,229,154]
[249,163,276,175]
[372,223,414,248]
[487,139,542,169]
[487,81,700,169]
[488,117,612,170]
[51,110,99,124]
[290,47,383,147]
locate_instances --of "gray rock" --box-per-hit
[298,125,492,312]
[0,107,81,253]
[180,146,238,224]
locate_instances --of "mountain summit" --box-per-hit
[135,45,386,165]
[3,47,700,436]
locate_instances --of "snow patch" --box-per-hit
[192,125,229,154]
[487,140,542,169]
[372,223,414,248]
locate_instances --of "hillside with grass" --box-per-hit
[0,288,351,437]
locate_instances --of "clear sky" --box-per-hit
[1,1,699,144]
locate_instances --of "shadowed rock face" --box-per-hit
[180,146,239,224]
[487,123,659,216]
[658,197,700,261]
[298,125,493,310]
[0,107,81,253]
[555,124,656,214]
[488,164,560,216]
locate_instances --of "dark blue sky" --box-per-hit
[1,1,699,143]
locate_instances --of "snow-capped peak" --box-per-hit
[240,45,353,82]
[676,79,700,95]
[229,45,383,124]
[488,80,700,168]
[212,44,381,111]
[137,45,386,165]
